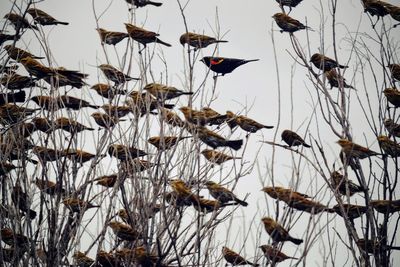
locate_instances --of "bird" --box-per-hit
[179,107,227,126]
[148,136,189,150]
[0,162,21,176]
[59,95,99,110]
[0,73,39,90]
[26,8,69,26]
[201,107,227,127]
[226,111,239,129]
[125,0,163,8]
[324,69,355,89]
[377,135,400,157]
[3,13,38,30]
[127,91,174,117]
[72,251,95,267]
[124,159,157,172]
[362,0,390,27]
[11,184,37,219]
[310,53,348,71]
[108,221,141,241]
[384,118,400,137]
[261,217,303,245]
[125,23,171,49]
[281,129,311,148]
[0,31,19,45]
[0,228,31,250]
[272,13,312,33]
[30,95,60,110]
[330,171,364,196]
[101,104,132,118]
[0,104,39,124]
[200,57,259,76]
[337,139,380,159]
[19,57,54,79]
[386,4,400,27]
[259,245,298,263]
[159,108,185,127]
[205,181,248,206]
[222,246,259,266]
[90,83,128,99]
[275,0,304,12]
[3,45,44,62]
[34,178,65,196]
[235,114,274,133]
[262,186,311,202]
[201,149,240,164]
[66,149,96,163]
[94,174,119,188]
[179,32,228,50]
[96,28,129,45]
[332,204,368,219]
[192,198,222,213]
[99,64,139,85]
[42,68,87,89]
[143,83,193,100]
[63,197,100,212]
[31,117,53,132]
[108,144,147,161]
[370,199,400,213]
[0,142,37,164]
[383,88,400,107]
[0,90,26,105]
[192,126,243,150]
[169,179,198,204]
[91,112,124,128]
[32,146,73,162]
[96,250,119,267]
[133,246,162,267]
[54,117,94,133]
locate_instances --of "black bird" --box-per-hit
[0,91,26,105]
[200,57,259,76]
[125,0,162,7]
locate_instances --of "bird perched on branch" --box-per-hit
[200,57,259,76]
[377,135,400,157]
[179,107,227,126]
[0,228,31,250]
[275,0,303,12]
[27,8,69,26]
[0,104,39,124]
[362,0,391,27]
[179,32,228,50]
[191,126,243,150]
[125,23,171,49]
[96,28,129,45]
[59,95,99,110]
[91,112,124,128]
[226,111,239,129]
[324,69,355,90]
[19,57,53,79]
[34,178,65,196]
[259,245,298,263]
[281,129,311,148]
[0,91,26,105]
[32,146,73,162]
[160,108,185,128]
[99,64,139,86]
[330,171,364,196]
[72,251,95,267]
[383,88,400,107]
[63,197,100,212]
[201,149,241,164]
[108,144,147,161]
[332,204,368,219]
[222,246,259,266]
[370,199,400,213]
[205,181,248,206]
[3,13,38,30]
[55,117,94,133]
[143,83,193,101]
[125,0,163,8]
[31,117,53,132]
[201,107,227,127]
[101,104,131,118]
[261,217,303,245]
[337,139,380,159]
[272,13,312,33]
[108,221,142,241]
[148,136,190,150]
[94,174,119,188]
[4,45,44,62]
[0,73,38,90]
[235,114,274,134]
[66,149,96,163]
[386,5,400,27]
[91,83,127,99]
[310,53,348,71]
[384,118,400,137]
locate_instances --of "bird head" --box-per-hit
[179,33,187,45]
[200,57,210,65]
[310,53,320,63]
[204,181,216,187]
[383,118,393,128]
[377,135,389,142]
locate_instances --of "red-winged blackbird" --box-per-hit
[370,199,400,213]
[201,107,227,126]
[3,13,38,30]
[201,149,241,164]
[384,118,400,137]
[125,23,171,48]
[324,69,355,89]
[19,57,54,79]
[108,144,147,161]
[0,73,38,90]
[261,217,303,245]
[259,245,297,263]
[60,95,99,110]
[159,108,185,127]
[91,112,124,128]
[0,31,19,45]
[32,146,73,162]
[34,178,65,196]
[179,107,227,126]
[332,204,368,219]
[384,88,400,107]
[275,0,303,11]
[148,136,190,150]
[337,139,380,159]
[192,126,243,150]
[330,171,364,196]
[179,32,228,50]
[66,149,96,163]
[222,246,259,266]
[310,53,348,71]
[226,111,238,129]
[272,13,312,33]
[200,57,259,76]
[0,91,26,105]
[91,83,127,99]
[143,83,193,100]
[26,8,69,26]
[205,181,248,206]
[102,104,131,118]
[63,197,100,212]
[55,117,94,133]
[108,221,141,241]
[235,114,274,133]
[99,64,139,85]
[0,104,39,124]
[0,162,21,175]
[72,251,95,267]
[125,0,162,8]
[96,28,129,45]
[4,45,44,62]
[11,184,37,219]
[31,117,53,132]
[377,135,400,157]
[281,129,311,148]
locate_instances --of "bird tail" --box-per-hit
[27,158,39,164]
[339,64,349,69]
[226,139,243,150]
[89,105,101,109]
[215,40,229,43]
[56,21,69,25]
[289,237,304,245]
[10,90,26,102]
[182,92,194,95]
[245,59,260,63]
[148,1,163,6]
[156,38,172,47]
[163,104,175,109]
[234,198,248,206]
[303,143,311,148]
[263,125,274,129]
[86,127,95,131]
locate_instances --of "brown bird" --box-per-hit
[42,70,87,89]
[55,117,94,133]
[90,83,127,99]
[11,184,37,219]
[30,95,60,110]
[3,45,44,62]
[102,104,131,118]
[192,126,243,150]
[97,250,119,267]
[27,8,69,26]
[143,83,193,100]
[19,57,54,79]
[125,23,171,49]
[0,162,21,175]
[0,73,38,90]
[108,221,141,241]
[370,199,400,213]
[94,174,119,188]
[169,179,198,204]
[179,32,228,50]
[0,228,30,249]
[362,0,391,27]
[96,28,129,45]
[123,158,156,172]
[201,107,227,127]
[259,245,297,263]
[386,4,400,27]
[192,198,222,213]
[262,186,311,202]
[34,178,65,196]
[91,112,124,128]
[0,90,26,105]
[179,107,227,126]
[201,149,240,164]
[160,108,185,127]
[133,246,162,267]
[324,69,355,89]
[235,114,273,133]
[310,53,348,71]
[384,118,400,137]
[377,135,400,157]
[330,171,364,196]
[165,191,193,207]
[337,139,380,159]
[127,91,174,117]
[383,88,400,107]
[3,13,38,30]
[148,136,189,150]
[280,194,334,214]
[59,95,99,110]
[222,246,259,266]
[0,31,19,45]
[0,103,39,124]
[63,197,100,212]
[332,204,368,219]
[126,0,163,8]
[275,0,304,12]
[261,217,303,245]
[226,111,239,129]
[5,122,36,138]
[108,144,147,161]
[272,13,312,33]
[66,149,96,163]
[72,251,95,267]
[205,181,248,206]
[281,129,311,148]
[31,117,53,133]
[99,64,139,85]
[32,146,72,162]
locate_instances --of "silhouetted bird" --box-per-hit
[272,13,312,33]
[0,91,25,105]
[324,69,355,89]
[261,217,303,245]
[310,53,348,71]
[0,73,38,90]
[125,23,171,49]
[192,126,243,150]
[27,8,69,25]
[332,204,368,219]
[370,199,400,213]
[200,57,259,76]
[96,28,129,45]
[275,0,303,12]
[179,32,228,50]
[3,13,38,30]
[386,4,400,27]
[99,64,139,85]
[11,184,37,219]
[362,0,390,27]
[59,95,99,110]
[281,129,311,148]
